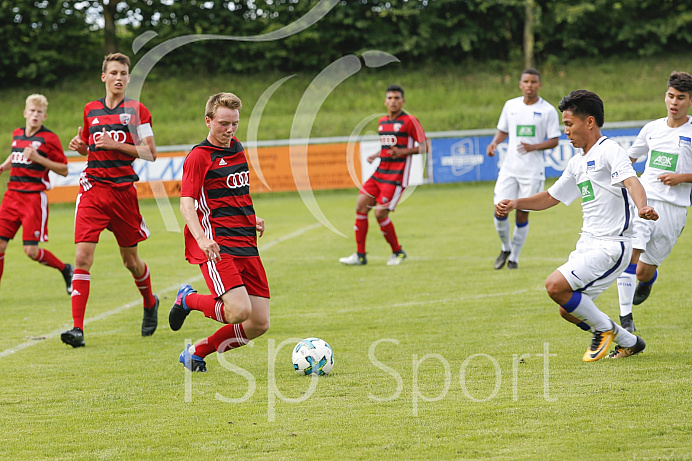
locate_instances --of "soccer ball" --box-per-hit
[292,337,334,375]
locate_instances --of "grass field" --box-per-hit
[1,182,691,460]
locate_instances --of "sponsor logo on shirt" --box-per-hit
[578,180,595,203]
[649,150,677,172]
[516,125,536,137]
[219,158,227,166]
[611,171,620,181]
[120,113,132,125]
[226,171,250,189]
[380,135,397,146]
[93,130,127,143]
[680,136,691,147]
[587,160,595,171]
[92,117,100,125]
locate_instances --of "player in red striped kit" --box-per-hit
[340,84,427,266]
[169,92,270,372]
[0,94,73,295]
[61,53,159,347]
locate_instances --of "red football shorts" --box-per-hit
[200,255,270,299]
[0,190,49,244]
[74,182,150,247]
[360,177,405,211]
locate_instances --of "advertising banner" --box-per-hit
[428,127,646,184]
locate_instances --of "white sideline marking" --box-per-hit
[0,223,322,359]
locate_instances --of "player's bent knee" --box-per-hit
[23,246,39,260]
[223,302,251,324]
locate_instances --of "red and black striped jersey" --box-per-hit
[79,97,152,189]
[8,127,66,192]
[373,111,426,187]
[181,138,258,263]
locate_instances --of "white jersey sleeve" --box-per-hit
[547,157,580,205]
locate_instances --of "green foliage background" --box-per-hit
[2,0,692,86]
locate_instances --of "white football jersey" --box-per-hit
[496,96,561,180]
[548,137,638,240]
[628,115,692,207]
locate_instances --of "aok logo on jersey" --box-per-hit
[516,125,536,137]
[578,180,595,203]
[227,171,250,189]
[649,151,677,171]
[380,135,398,146]
[93,130,128,143]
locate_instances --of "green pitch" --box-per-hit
[1,182,690,459]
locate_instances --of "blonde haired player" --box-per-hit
[0,94,73,295]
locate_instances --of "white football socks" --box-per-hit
[494,216,512,252]
[617,270,637,316]
[509,222,529,263]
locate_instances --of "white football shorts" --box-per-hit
[557,234,632,300]
[493,171,544,207]
[633,199,687,267]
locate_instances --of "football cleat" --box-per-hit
[582,328,615,362]
[632,282,652,305]
[169,284,196,331]
[141,294,159,336]
[61,327,85,348]
[494,251,511,270]
[339,252,367,266]
[607,336,646,359]
[386,249,407,266]
[619,313,636,333]
[179,344,207,372]
[507,260,518,270]
[62,263,74,295]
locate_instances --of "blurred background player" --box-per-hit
[339,84,427,266]
[0,94,73,295]
[169,92,270,372]
[616,71,692,332]
[487,69,560,270]
[497,90,658,361]
[61,53,158,347]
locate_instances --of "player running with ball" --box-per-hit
[169,92,270,372]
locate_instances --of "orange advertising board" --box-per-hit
[46,142,362,203]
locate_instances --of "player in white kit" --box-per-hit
[497,90,658,361]
[487,68,561,270]
[617,72,692,332]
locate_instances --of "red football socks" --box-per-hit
[378,217,401,253]
[71,269,90,330]
[185,293,226,323]
[133,264,157,309]
[355,212,368,254]
[194,323,249,358]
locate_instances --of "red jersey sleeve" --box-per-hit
[406,115,426,144]
[181,147,210,199]
[45,132,67,164]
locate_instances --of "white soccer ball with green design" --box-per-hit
[292,338,334,375]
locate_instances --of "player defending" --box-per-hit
[0,94,73,294]
[616,71,692,332]
[61,53,158,347]
[487,69,560,270]
[497,90,658,361]
[339,84,427,266]
[169,93,270,372]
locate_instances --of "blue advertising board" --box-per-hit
[428,127,645,184]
